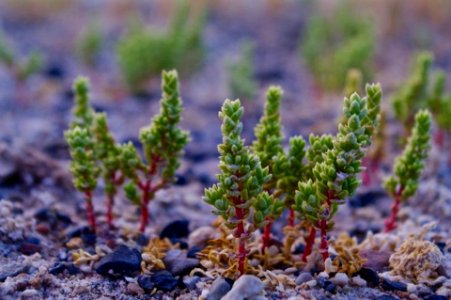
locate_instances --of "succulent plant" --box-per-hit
[76,22,103,67]
[121,70,190,232]
[384,110,431,232]
[294,84,382,261]
[228,42,257,101]
[204,98,273,275]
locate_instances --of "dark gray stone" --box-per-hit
[207,277,232,300]
[95,245,141,276]
[381,278,407,292]
[163,249,200,276]
[150,270,178,291]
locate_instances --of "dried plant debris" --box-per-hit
[328,233,366,276]
[389,223,446,284]
[141,237,173,273]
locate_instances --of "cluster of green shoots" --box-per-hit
[383,110,431,232]
[393,52,451,147]
[301,2,374,92]
[227,42,257,101]
[75,22,103,67]
[0,32,42,82]
[116,2,204,93]
[205,83,382,275]
[65,70,189,233]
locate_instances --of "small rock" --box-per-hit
[21,289,39,298]
[349,189,387,208]
[49,263,66,275]
[424,295,447,300]
[306,280,317,288]
[127,282,144,295]
[66,263,80,275]
[160,220,190,241]
[163,249,200,276]
[351,275,367,287]
[222,275,265,300]
[0,263,29,282]
[150,270,178,291]
[292,243,305,254]
[137,275,154,291]
[207,277,232,300]
[376,295,400,300]
[36,223,50,235]
[183,276,201,290]
[188,226,218,248]
[95,245,141,276]
[187,246,202,258]
[295,272,313,285]
[358,267,380,287]
[331,272,349,286]
[361,249,392,272]
[18,242,41,255]
[381,278,407,292]
[136,234,149,246]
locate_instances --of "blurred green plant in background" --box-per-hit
[76,22,103,67]
[116,1,205,93]
[227,42,257,101]
[301,1,374,92]
[0,32,43,82]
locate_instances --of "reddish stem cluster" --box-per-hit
[84,190,96,233]
[384,188,402,232]
[233,197,247,275]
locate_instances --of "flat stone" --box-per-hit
[381,278,407,292]
[376,295,400,300]
[331,272,349,286]
[424,295,447,300]
[137,275,154,291]
[95,245,141,277]
[207,277,232,300]
[295,272,313,285]
[183,276,201,290]
[358,267,380,287]
[0,262,29,282]
[150,270,178,291]
[188,226,218,248]
[18,242,41,255]
[163,249,200,276]
[160,220,190,241]
[222,275,265,300]
[361,249,391,272]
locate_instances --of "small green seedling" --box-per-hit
[121,70,190,232]
[65,126,99,232]
[294,84,382,261]
[252,86,285,251]
[384,110,431,232]
[228,42,257,101]
[204,99,275,276]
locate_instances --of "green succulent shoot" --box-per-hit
[121,70,190,233]
[384,110,431,232]
[76,21,103,66]
[295,83,382,261]
[65,126,99,232]
[204,98,271,276]
[71,76,95,129]
[392,52,432,137]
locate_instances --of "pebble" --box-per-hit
[49,263,66,275]
[331,272,349,286]
[381,278,407,292]
[18,242,42,255]
[295,272,313,285]
[137,275,154,291]
[127,282,144,295]
[207,277,232,300]
[0,263,29,282]
[351,275,367,287]
[222,275,265,300]
[21,289,39,298]
[160,220,190,240]
[361,250,392,272]
[187,246,202,258]
[424,295,447,300]
[95,245,141,276]
[163,249,200,276]
[150,270,178,291]
[306,280,317,288]
[376,295,400,300]
[183,276,201,290]
[358,267,380,287]
[188,226,218,248]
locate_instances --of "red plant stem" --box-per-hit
[287,208,295,227]
[233,196,246,276]
[318,192,333,261]
[302,227,316,262]
[84,190,96,233]
[262,218,272,252]
[106,193,114,229]
[384,191,401,232]
[139,180,151,233]
[319,219,329,261]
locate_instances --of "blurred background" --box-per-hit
[0,0,450,180]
